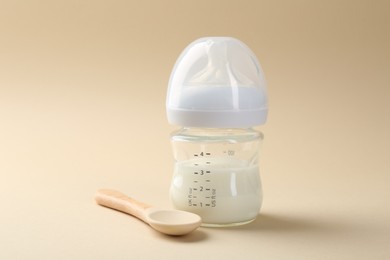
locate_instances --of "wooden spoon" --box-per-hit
[95,189,201,236]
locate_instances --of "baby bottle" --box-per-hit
[166,37,268,226]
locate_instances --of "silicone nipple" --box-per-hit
[187,38,258,87]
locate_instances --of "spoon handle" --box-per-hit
[95,189,151,223]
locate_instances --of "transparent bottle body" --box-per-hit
[169,127,263,227]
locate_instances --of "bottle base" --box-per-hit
[200,217,256,227]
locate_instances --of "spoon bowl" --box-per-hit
[145,208,202,235]
[95,189,201,236]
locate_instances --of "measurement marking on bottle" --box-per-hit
[188,185,217,207]
[194,152,211,157]
[187,152,216,208]
[223,150,235,156]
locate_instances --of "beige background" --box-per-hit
[1,0,389,259]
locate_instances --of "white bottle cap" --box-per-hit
[166,37,268,128]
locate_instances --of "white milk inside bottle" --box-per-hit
[170,157,262,225]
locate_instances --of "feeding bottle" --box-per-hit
[166,37,268,226]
